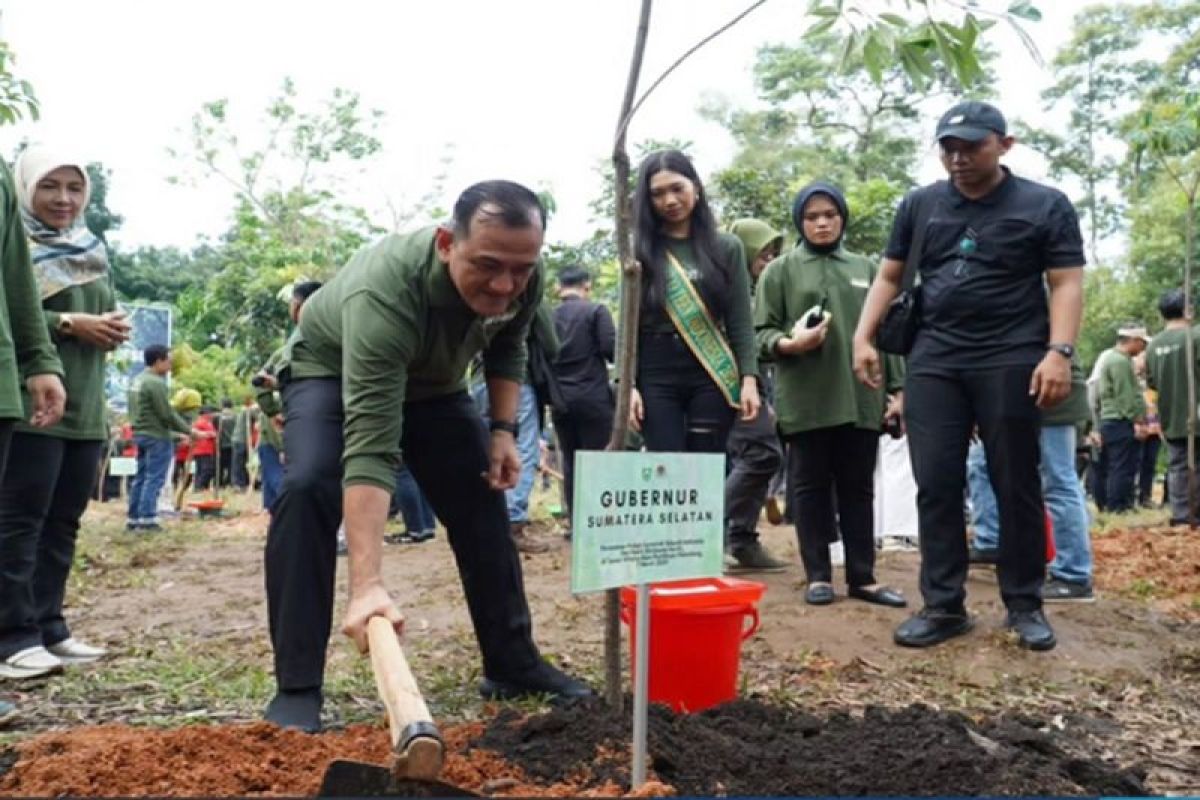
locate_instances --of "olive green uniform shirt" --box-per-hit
[255,346,285,451]
[286,227,542,491]
[129,370,191,440]
[1095,347,1145,422]
[0,162,62,420]
[17,278,116,440]
[1146,326,1200,440]
[755,244,903,436]
[1040,362,1089,427]
[639,233,758,378]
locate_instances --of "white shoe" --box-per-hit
[0,646,64,679]
[46,638,107,664]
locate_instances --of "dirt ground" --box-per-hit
[0,491,1197,796]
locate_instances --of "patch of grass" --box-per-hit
[1091,506,1168,535]
[13,632,274,736]
[1127,577,1157,599]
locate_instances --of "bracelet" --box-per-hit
[489,419,519,437]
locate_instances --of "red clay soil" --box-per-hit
[0,699,1147,797]
[1093,526,1200,620]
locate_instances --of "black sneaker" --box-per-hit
[479,660,594,704]
[1042,577,1095,603]
[1005,608,1056,651]
[264,687,322,733]
[968,546,998,565]
[727,542,789,573]
[894,608,973,647]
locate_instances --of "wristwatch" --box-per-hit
[1047,343,1075,360]
[489,419,519,437]
[56,314,75,335]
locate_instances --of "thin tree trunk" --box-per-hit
[604,0,653,710]
[1185,196,1196,526]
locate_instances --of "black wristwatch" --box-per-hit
[1047,343,1075,360]
[489,419,519,437]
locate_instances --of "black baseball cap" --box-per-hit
[936,101,1007,142]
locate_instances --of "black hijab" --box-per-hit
[792,181,849,255]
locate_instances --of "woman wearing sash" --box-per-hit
[754,182,905,608]
[0,146,128,679]
[628,150,760,455]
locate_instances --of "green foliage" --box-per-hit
[1014,3,1151,261]
[0,39,38,125]
[84,163,124,245]
[111,244,220,305]
[171,343,253,406]
[804,0,1030,90]
[702,31,993,257]
[1077,265,1159,367]
[167,79,388,372]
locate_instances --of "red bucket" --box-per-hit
[1045,510,1056,563]
[619,577,765,713]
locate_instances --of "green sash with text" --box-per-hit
[663,251,740,409]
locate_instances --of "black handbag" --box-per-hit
[877,194,934,355]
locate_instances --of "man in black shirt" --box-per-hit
[853,101,1085,651]
[550,266,615,530]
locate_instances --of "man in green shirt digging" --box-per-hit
[264,181,591,733]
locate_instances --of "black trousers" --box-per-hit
[906,367,1044,613]
[551,406,613,517]
[786,425,878,586]
[218,445,233,487]
[1100,420,1139,512]
[638,333,735,454]
[265,378,541,692]
[726,402,782,547]
[0,433,103,658]
[231,444,249,488]
[0,421,11,479]
[194,455,216,491]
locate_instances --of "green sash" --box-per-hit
[663,251,741,409]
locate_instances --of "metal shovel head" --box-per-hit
[318,759,478,797]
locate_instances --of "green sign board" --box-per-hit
[570,451,725,594]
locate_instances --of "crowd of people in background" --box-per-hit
[1,97,1197,729]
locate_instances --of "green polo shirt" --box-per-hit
[0,163,62,420]
[129,370,191,441]
[15,277,116,440]
[755,244,903,436]
[1095,347,1145,422]
[287,226,542,491]
[1146,326,1200,440]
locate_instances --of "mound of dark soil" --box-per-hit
[472,698,1148,796]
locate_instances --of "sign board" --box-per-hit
[570,451,725,594]
[108,456,137,477]
[105,304,173,414]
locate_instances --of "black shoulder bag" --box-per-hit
[876,194,934,355]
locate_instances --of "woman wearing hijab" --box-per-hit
[754,182,906,608]
[628,150,760,454]
[0,145,128,679]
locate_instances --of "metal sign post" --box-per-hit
[570,451,725,791]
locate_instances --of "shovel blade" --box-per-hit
[318,759,477,797]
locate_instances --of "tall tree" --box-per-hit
[168,79,387,370]
[1127,91,1200,522]
[1015,3,1152,264]
[702,32,993,254]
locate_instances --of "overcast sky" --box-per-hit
[0,0,1085,251]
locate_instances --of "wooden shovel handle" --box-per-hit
[366,616,444,780]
